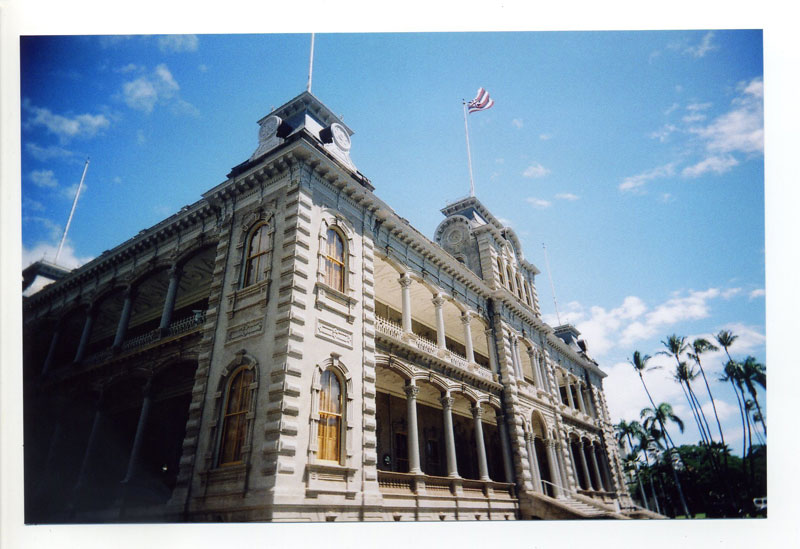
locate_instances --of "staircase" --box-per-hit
[556,495,614,518]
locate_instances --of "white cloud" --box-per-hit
[22,242,91,269]
[684,31,718,58]
[681,154,739,177]
[158,34,199,53]
[555,193,579,201]
[121,64,197,116]
[659,193,674,203]
[23,197,45,212]
[60,182,87,200]
[749,288,765,300]
[690,77,764,155]
[115,63,142,74]
[495,158,504,164]
[525,197,551,209]
[522,162,550,179]
[649,124,678,143]
[25,142,74,162]
[619,162,676,192]
[664,102,679,116]
[548,288,749,359]
[686,102,712,112]
[30,169,58,188]
[23,100,110,142]
[538,134,552,141]
[23,216,63,241]
[511,118,523,129]
[721,288,742,299]
[682,112,707,124]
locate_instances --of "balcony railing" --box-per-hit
[84,311,207,363]
[375,315,495,383]
[377,470,515,500]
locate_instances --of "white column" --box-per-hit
[546,441,561,497]
[461,312,475,363]
[511,337,522,378]
[432,294,446,349]
[399,274,413,335]
[74,306,95,363]
[404,384,422,474]
[495,411,514,483]
[527,434,542,493]
[472,405,490,481]
[440,395,459,478]
[485,328,498,373]
[588,441,605,491]
[576,382,587,414]
[121,379,154,486]
[578,439,593,490]
[112,287,135,351]
[41,323,62,376]
[158,265,182,336]
[528,348,542,387]
[565,378,576,409]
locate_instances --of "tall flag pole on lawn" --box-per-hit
[463,87,494,197]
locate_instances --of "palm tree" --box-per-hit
[741,356,766,436]
[615,419,650,510]
[640,402,690,517]
[720,359,748,461]
[629,351,691,516]
[661,335,713,446]
[688,337,726,448]
[672,360,711,448]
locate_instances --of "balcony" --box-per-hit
[83,311,207,365]
[378,470,516,509]
[375,315,497,385]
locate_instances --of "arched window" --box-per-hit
[318,369,343,462]
[506,266,515,292]
[219,367,254,465]
[244,223,271,287]
[524,281,532,306]
[516,274,525,299]
[324,228,346,292]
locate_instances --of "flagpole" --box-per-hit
[462,100,476,197]
[55,157,89,265]
[307,33,315,93]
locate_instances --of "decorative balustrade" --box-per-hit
[82,311,207,363]
[375,314,495,383]
[377,471,515,500]
[414,334,439,355]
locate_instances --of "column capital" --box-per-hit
[398,274,413,288]
[440,395,454,409]
[404,384,419,398]
[471,405,484,419]
[460,310,474,323]
[432,294,446,308]
[168,264,184,278]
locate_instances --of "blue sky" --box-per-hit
[19,31,765,452]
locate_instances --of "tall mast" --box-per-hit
[462,101,476,197]
[55,158,89,265]
[542,243,561,326]
[307,33,315,93]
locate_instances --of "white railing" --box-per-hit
[166,310,206,337]
[415,335,439,355]
[375,316,403,339]
[375,315,496,383]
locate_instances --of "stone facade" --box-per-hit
[23,91,636,523]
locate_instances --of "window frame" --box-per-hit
[217,366,256,467]
[242,222,272,288]
[323,227,347,293]
[317,369,344,463]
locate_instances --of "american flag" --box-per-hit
[467,87,494,113]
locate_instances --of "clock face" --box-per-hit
[445,226,465,246]
[331,123,351,151]
[259,116,280,141]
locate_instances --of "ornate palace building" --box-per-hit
[23,91,650,522]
